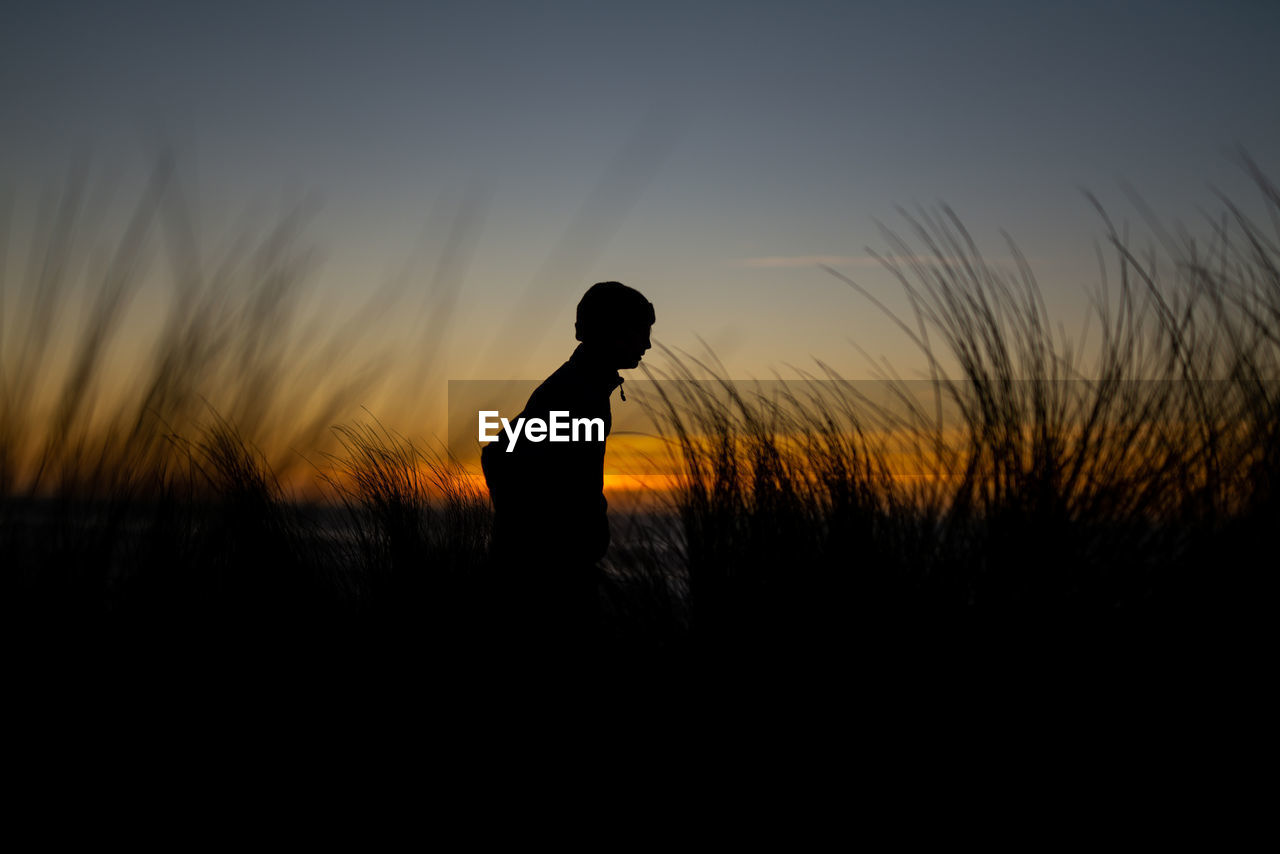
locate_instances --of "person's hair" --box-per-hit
[575,281,655,342]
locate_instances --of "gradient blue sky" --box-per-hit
[4,0,1278,432]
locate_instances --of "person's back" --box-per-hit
[481,281,655,646]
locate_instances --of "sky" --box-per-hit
[3,0,1279,449]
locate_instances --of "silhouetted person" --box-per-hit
[481,281,654,648]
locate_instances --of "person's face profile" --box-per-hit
[614,321,652,369]
[585,318,651,369]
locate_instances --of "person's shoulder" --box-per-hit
[524,359,582,412]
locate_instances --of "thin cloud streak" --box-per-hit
[734,255,884,268]
[734,252,1035,269]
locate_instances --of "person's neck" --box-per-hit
[571,343,622,380]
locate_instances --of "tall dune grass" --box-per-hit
[641,156,1279,637]
[319,419,491,638]
[0,158,442,638]
[0,156,388,501]
[4,154,1276,659]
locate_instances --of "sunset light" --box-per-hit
[5,1,1278,678]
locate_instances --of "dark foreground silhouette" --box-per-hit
[481,281,654,650]
[8,163,1278,702]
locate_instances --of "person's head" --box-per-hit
[575,281,655,369]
